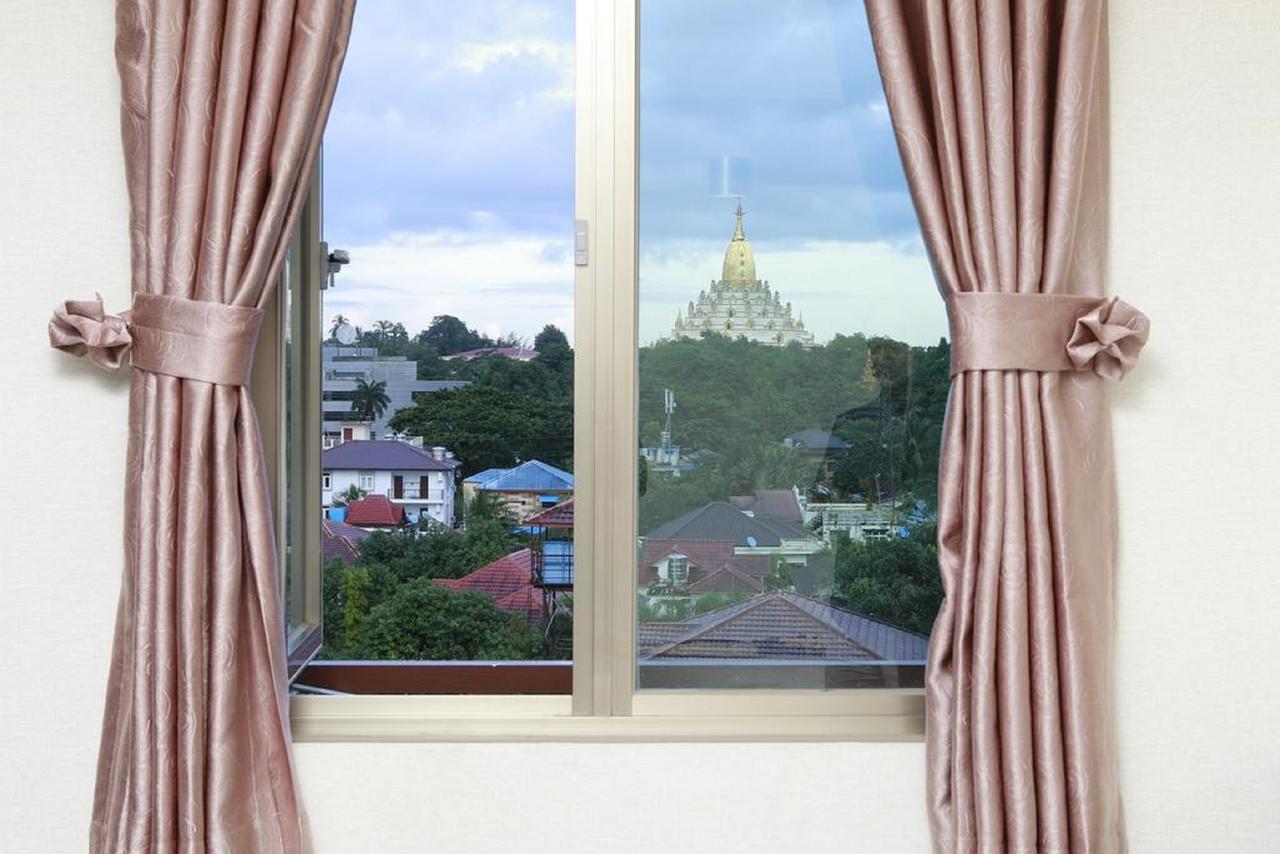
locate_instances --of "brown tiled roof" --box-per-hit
[321,519,370,565]
[434,549,546,621]
[638,591,928,662]
[687,564,763,594]
[637,621,697,649]
[524,498,574,527]
[344,494,405,527]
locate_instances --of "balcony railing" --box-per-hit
[387,487,447,502]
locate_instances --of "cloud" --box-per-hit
[323,228,574,344]
[319,0,942,352]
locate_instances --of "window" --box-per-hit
[278,0,941,739]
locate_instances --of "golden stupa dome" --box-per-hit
[720,199,757,287]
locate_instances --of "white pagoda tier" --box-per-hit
[670,201,815,348]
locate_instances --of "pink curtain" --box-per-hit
[865,2,1145,852]
[49,2,354,850]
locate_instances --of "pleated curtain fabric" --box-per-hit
[90,2,354,850]
[864,2,1127,852]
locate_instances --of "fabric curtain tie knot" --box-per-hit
[946,292,1149,380]
[49,293,264,386]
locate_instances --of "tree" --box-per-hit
[352,378,391,421]
[830,419,902,502]
[330,483,367,507]
[418,314,491,355]
[831,525,943,636]
[533,324,572,374]
[357,578,539,660]
[764,555,795,592]
[388,385,572,475]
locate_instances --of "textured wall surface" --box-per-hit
[1,2,1276,852]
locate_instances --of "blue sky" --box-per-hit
[322,0,944,346]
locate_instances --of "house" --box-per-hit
[323,439,459,526]
[342,494,405,529]
[783,428,849,456]
[644,500,826,567]
[321,519,371,565]
[638,539,771,593]
[782,428,849,477]
[462,460,574,520]
[432,549,546,623]
[637,591,929,688]
[322,344,469,440]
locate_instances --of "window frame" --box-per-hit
[253,161,326,680]
[281,0,925,742]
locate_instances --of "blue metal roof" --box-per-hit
[465,459,574,492]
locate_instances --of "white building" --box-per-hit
[322,438,459,526]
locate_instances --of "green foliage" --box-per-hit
[635,333,950,523]
[764,556,795,592]
[388,384,572,476]
[355,520,517,585]
[358,579,541,660]
[831,525,944,636]
[637,590,754,623]
[534,324,572,374]
[330,483,367,507]
[417,314,499,355]
[352,378,391,421]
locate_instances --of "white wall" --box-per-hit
[1,2,1277,852]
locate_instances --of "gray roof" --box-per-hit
[729,489,804,523]
[645,501,810,545]
[322,440,457,472]
[638,591,928,662]
[786,428,849,451]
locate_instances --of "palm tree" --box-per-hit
[328,314,350,340]
[352,378,391,421]
[330,484,367,507]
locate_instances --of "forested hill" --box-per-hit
[346,314,949,522]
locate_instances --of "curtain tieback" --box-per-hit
[946,292,1150,380]
[48,293,264,386]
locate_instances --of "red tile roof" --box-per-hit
[434,549,546,621]
[344,494,405,527]
[524,498,574,527]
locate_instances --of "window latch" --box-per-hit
[574,219,589,266]
[319,241,350,290]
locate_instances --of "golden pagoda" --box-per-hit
[670,201,815,347]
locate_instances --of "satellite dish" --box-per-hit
[335,322,357,345]
[746,536,758,548]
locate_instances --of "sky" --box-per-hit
[322,0,945,347]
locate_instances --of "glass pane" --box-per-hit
[313,0,575,682]
[636,0,945,690]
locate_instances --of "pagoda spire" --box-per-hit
[733,197,746,240]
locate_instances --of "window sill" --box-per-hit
[289,690,925,743]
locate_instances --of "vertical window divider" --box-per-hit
[575,0,639,719]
